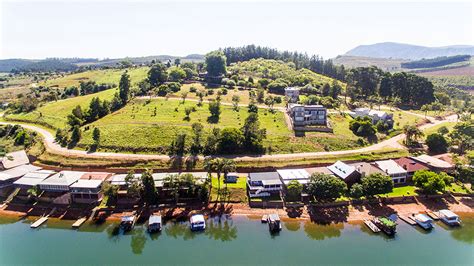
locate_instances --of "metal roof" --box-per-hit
[40,171,86,186]
[70,179,103,189]
[327,161,357,179]
[149,215,162,224]
[374,160,407,175]
[1,150,30,169]
[0,164,41,181]
[248,172,280,182]
[411,155,453,169]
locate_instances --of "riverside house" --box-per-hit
[70,172,112,204]
[247,172,283,198]
[411,155,454,173]
[349,108,394,127]
[394,157,428,180]
[327,161,361,186]
[0,164,41,189]
[38,171,86,204]
[374,160,408,184]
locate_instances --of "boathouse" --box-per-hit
[247,172,282,198]
[70,172,112,204]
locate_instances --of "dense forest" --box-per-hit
[11,59,78,73]
[221,45,346,81]
[401,55,471,69]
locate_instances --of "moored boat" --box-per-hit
[267,214,282,233]
[372,216,397,236]
[438,210,461,226]
[190,214,206,231]
[148,215,162,233]
[120,215,136,232]
[413,214,433,230]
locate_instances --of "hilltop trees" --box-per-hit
[148,63,168,87]
[205,51,227,77]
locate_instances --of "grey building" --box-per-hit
[287,103,327,127]
[284,87,300,103]
[247,172,283,198]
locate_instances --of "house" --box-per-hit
[110,173,141,190]
[0,164,42,189]
[284,87,300,103]
[327,161,361,186]
[287,104,327,127]
[349,162,385,178]
[374,160,408,184]
[411,154,454,173]
[277,169,311,186]
[13,170,56,190]
[225,172,239,183]
[70,172,112,204]
[39,171,86,192]
[247,172,282,198]
[393,157,429,179]
[349,108,394,127]
[305,166,334,176]
[0,150,30,170]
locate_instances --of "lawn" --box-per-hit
[41,67,149,88]
[423,121,457,136]
[210,175,247,202]
[378,186,419,197]
[77,97,362,154]
[389,109,424,129]
[446,182,472,194]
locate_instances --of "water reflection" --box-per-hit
[205,216,238,242]
[451,216,474,244]
[130,227,147,255]
[106,224,121,242]
[165,221,197,240]
[284,221,301,232]
[304,221,344,240]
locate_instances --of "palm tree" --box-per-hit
[27,186,41,202]
[403,125,424,146]
[220,159,236,190]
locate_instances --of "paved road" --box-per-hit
[0,114,456,162]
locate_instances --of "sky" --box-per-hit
[0,0,473,59]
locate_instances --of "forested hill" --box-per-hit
[345,42,474,60]
[401,55,471,69]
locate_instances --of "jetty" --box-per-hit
[398,215,417,225]
[426,211,440,220]
[364,220,380,233]
[30,217,48,228]
[72,217,87,229]
[261,215,268,223]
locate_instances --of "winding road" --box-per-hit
[0,113,457,162]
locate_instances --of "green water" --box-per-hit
[0,214,473,265]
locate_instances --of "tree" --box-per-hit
[241,113,266,152]
[196,90,205,106]
[101,182,119,205]
[218,127,243,153]
[413,170,448,194]
[322,83,331,97]
[164,174,181,203]
[307,173,347,202]
[184,106,193,120]
[168,67,186,82]
[403,124,424,146]
[27,185,41,202]
[190,122,204,155]
[169,132,187,156]
[349,117,376,137]
[220,158,236,189]
[119,71,131,105]
[208,100,221,122]
[205,51,227,77]
[70,125,81,145]
[349,183,364,199]
[437,126,449,135]
[264,96,275,113]
[92,127,101,146]
[448,122,473,154]
[125,170,141,199]
[148,63,168,87]
[286,180,303,201]
[140,169,157,205]
[361,173,393,197]
[180,91,188,103]
[426,133,448,154]
[231,95,240,111]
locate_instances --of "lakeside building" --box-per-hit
[411,155,454,173]
[0,150,30,170]
[0,164,42,189]
[374,160,408,184]
[348,162,386,178]
[39,171,86,192]
[110,173,142,204]
[305,166,335,176]
[393,157,429,180]
[287,104,327,127]
[70,172,112,204]
[348,108,394,127]
[13,170,56,190]
[247,172,283,198]
[327,161,361,186]
[284,87,300,103]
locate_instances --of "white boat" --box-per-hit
[413,214,433,230]
[148,215,162,233]
[438,210,461,226]
[190,214,206,231]
[267,214,282,233]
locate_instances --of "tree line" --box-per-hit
[401,55,471,69]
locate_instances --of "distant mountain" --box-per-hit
[344,42,474,60]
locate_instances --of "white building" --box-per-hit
[1,150,30,170]
[39,171,86,192]
[349,108,394,126]
[374,160,408,184]
[277,169,311,186]
[287,104,327,127]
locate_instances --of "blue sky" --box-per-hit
[0,0,472,59]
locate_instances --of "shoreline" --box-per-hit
[2,196,473,224]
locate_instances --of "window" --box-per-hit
[399,178,406,183]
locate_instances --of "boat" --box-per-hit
[267,214,282,233]
[261,215,268,223]
[372,216,397,236]
[438,210,461,226]
[190,214,206,231]
[148,215,162,233]
[120,215,136,232]
[413,214,433,230]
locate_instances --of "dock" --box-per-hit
[399,215,417,225]
[426,211,440,220]
[30,217,48,228]
[72,217,87,229]
[364,220,381,233]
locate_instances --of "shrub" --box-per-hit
[425,133,448,154]
[413,170,449,194]
[361,173,393,197]
[349,183,364,199]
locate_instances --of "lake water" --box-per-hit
[0,214,473,265]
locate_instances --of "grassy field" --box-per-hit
[76,97,361,154]
[423,121,457,136]
[210,175,247,202]
[41,67,149,88]
[378,186,419,197]
[6,88,117,129]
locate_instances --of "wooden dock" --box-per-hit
[364,220,381,233]
[72,218,87,229]
[426,211,440,220]
[30,217,48,228]
[399,215,417,225]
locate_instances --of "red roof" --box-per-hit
[394,157,428,173]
